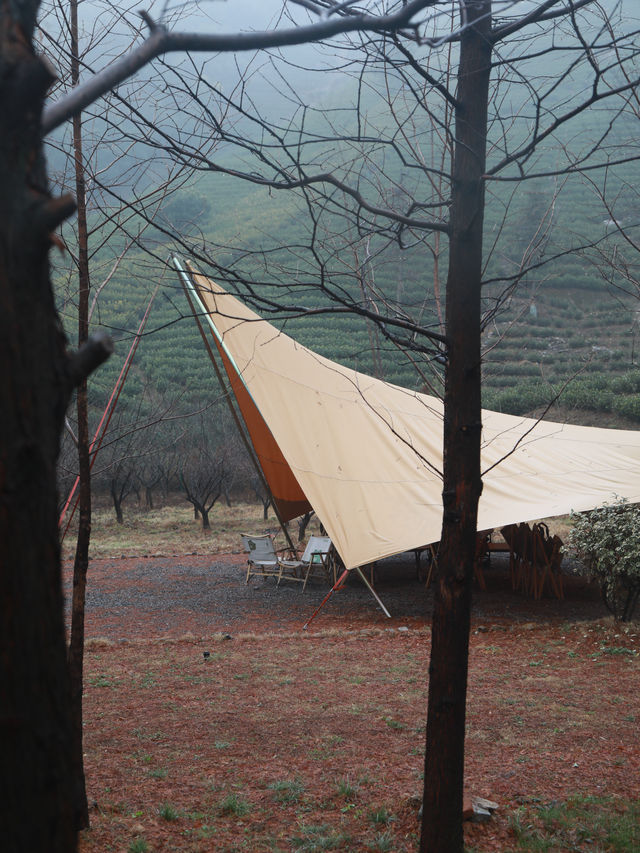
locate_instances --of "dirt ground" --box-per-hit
[64,552,640,852]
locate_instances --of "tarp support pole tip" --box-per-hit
[302,569,349,630]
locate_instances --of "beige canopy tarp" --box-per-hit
[177,260,640,570]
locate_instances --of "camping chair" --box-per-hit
[241,533,289,584]
[277,535,333,590]
[531,523,564,600]
[501,522,533,594]
[500,523,519,584]
[415,543,438,587]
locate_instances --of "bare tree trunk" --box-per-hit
[421,4,491,852]
[66,0,90,828]
[0,3,77,848]
[110,480,124,524]
[298,511,313,541]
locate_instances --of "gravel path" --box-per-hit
[62,551,606,641]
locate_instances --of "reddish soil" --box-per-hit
[65,553,640,852]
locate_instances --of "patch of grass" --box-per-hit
[290,824,351,851]
[217,793,251,816]
[370,830,395,852]
[368,806,393,826]
[193,822,217,840]
[66,497,322,560]
[510,795,639,851]
[383,716,405,730]
[158,802,180,821]
[138,671,157,688]
[336,777,357,799]
[128,840,148,853]
[133,728,164,742]
[600,646,637,656]
[87,674,117,688]
[269,778,305,804]
[309,733,345,761]
[148,767,168,780]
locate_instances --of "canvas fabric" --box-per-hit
[184,263,640,570]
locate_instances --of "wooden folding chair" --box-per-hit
[502,522,535,595]
[277,535,333,590]
[241,533,285,583]
[531,524,564,599]
[500,523,520,588]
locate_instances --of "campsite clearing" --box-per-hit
[67,551,639,853]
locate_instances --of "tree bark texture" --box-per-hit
[0,1,77,849]
[66,0,91,825]
[421,3,492,852]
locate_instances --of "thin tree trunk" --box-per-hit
[111,482,124,524]
[421,3,492,852]
[66,0,90,827]
[68,377,90,831]
[0,4,77,848]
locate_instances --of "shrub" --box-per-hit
[611,372,640,394]
[612,394,640,422]
[490,382,551,415]
[570,499,640,621]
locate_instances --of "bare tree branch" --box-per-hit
[42,0,443,134]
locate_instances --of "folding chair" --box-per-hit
[501,522,533,594]
[500,523,519,587]
[415,543,438,588]
[531,523,564,599]
[277,535,333,590]
[241,533,283,583]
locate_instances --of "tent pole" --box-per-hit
[59,283,159,540]
[302,565,392,630]
[355,566,392,618]
[302,569,349,630]
[174,257,298,556]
